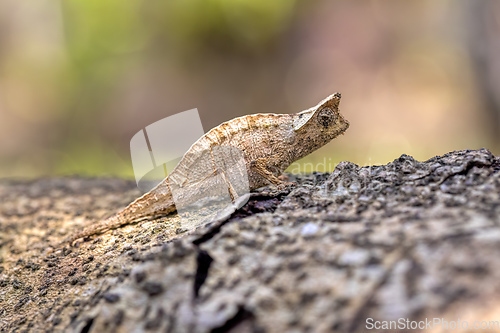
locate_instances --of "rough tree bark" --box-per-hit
[0,148,499,332]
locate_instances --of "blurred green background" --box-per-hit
[0,0,499,178]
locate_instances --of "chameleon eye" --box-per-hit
[317,107,335,127]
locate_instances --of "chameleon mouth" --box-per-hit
[334,123,349,137]
[338,118,349,132]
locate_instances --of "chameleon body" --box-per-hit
[65,93,349,244]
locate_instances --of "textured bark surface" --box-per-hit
[1,149,500,332]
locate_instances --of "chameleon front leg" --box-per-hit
[250,157,295,189]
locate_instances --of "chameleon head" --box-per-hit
[293,92,349,143]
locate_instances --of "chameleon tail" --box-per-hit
[54,213,128,248]
[57,186,177,247]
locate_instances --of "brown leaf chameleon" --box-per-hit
[62,93,349,245]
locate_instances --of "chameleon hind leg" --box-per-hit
[208,147,240,202]
[187,166,240,202]
[216,167,239,201]
[176,149,241,204]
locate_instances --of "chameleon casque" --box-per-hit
[64,93,349,244]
